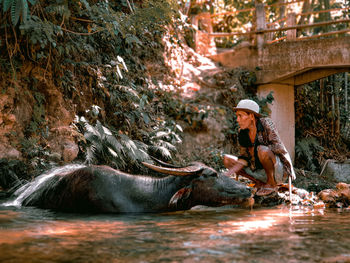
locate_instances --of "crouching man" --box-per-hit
[224,99,295,196]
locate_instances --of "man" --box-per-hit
[223,99,295,196]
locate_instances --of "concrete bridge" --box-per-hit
[192,2,350,160]
[209,36,350,159]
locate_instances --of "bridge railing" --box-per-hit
[192,1,350,55]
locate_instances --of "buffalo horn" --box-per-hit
[142,162,203,176]
[150,156,182,168]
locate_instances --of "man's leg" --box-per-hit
[255,145,277,196]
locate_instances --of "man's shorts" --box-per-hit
[243,155,285,184]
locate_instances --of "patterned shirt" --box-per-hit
[238,117,294,179]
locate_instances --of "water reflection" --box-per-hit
[0,205,350,262]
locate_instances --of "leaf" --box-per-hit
[175,124,183,132]
[11,0,22,25]
[106,135,123,154]
[155,131,169,139]
[108,147,118,157]
[125,34,142,46]
[3,0,13,12]
[21,0,28,22]
[142,112,150,124]
[80,0,90,11]
[117,55,128,72]
[116,65,123,79]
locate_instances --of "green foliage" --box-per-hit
[295,137,324,172]
[208,148,225,172]
[254,91,274,117]
[19,16,63,50]
[20,136,52,172]
[74,106,182,173]
[27,91,46,135]
[146,120,182,160]
[0,0,35,25]
[75,116,148,171]
[159,90,210,131]
[295,73,350,170]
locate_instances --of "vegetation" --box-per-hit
[295,73,350,172]
[0,0,188,174]
[186,0,349,48]
[0,0,349,189]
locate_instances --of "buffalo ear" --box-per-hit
[169,187,192,208]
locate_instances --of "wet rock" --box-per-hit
[254,185,324,208]
[320,159,350,183]
[318,182,350,208]
[293,168,336,193]
[254,191,284,207]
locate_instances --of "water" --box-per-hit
[0,204,350,263]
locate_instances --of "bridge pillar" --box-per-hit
[258,83,295,162]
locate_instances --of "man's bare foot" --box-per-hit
[256,185,277,196]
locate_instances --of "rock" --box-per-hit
[48,126,80,163]
[62,140,79,162]
[320,159,350,183]
[318,182,350,208]
[254,185,323,208]
[0,144,22,159]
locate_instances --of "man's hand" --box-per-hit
[224,169,237,178]
[223,155,248,179]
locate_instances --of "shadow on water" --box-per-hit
[1,204,350,263]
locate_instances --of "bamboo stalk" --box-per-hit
[345,73,348,115]
[320,78,324,112]
[335,75,341,136]
[331,78,335,136]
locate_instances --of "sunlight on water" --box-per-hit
[223,219,276,232]
[0,204,350,262]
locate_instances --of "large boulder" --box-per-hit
[320,160,350,183]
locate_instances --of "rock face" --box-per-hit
[0,66,81,163]
[320,160,350,183]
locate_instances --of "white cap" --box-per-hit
[233,99,261,117]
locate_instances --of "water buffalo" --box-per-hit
[13,161,253,213]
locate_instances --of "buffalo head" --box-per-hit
[142,161,254,210]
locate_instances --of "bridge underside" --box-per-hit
[209,36,350,161]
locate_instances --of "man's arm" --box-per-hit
[224,156,248,177]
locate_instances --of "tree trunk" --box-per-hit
[345,73,348,115]
[335,74,341,137]
[320,78,324,112]
[321,0,331,32]
[298,0,311,25]
[279,0,286,28]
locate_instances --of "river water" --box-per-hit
[0,204,350,263]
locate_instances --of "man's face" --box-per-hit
[235,110,255,130]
